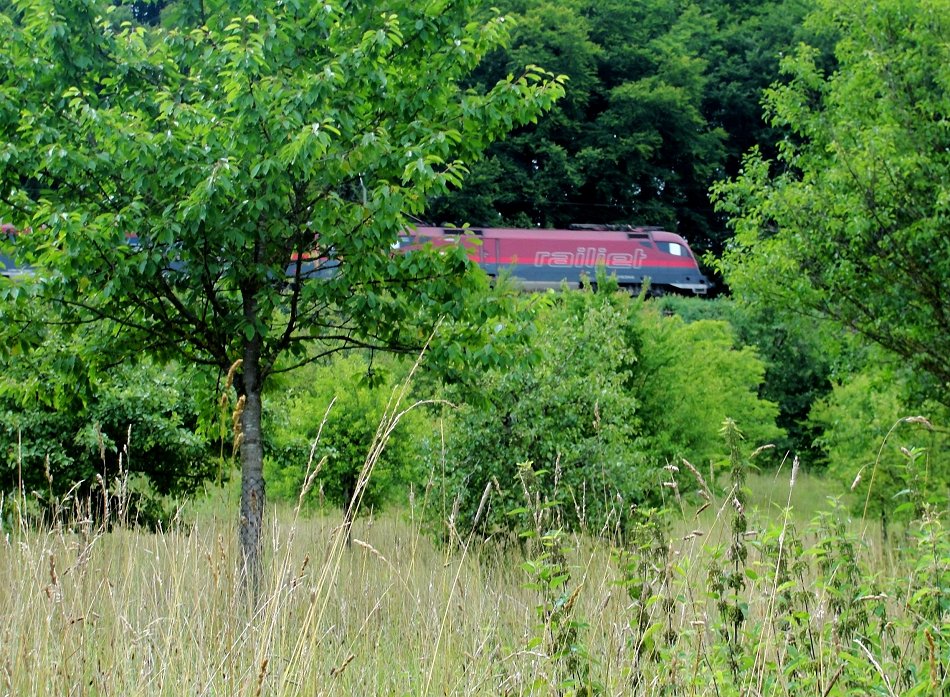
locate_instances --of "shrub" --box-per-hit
[809,359,950,532]
[434,286,646,540]
[264,354,427,513]
[432,284,783,540]
[633,304,785,471]
[0,359,216,525]
[654,295,831,465]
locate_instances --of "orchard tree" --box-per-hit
[713,0,950,403]
[0,0,563,586]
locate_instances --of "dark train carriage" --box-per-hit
[0,224,29,278]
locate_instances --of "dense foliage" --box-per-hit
[426,0,815,256]
[809,355,950,530]
[0,343,215,525]
[431,284,781,540]
[656,295,834,464]
[264,354,426,513]
[632,307,783,469]
[435,285,644,540]
[714,0,950,402]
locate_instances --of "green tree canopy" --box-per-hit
[0,0,563,584]
[426,0,813,257]
[713,0,950,403]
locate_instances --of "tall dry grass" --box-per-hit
[1,460,945,696]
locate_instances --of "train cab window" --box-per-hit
[658,241,685,256]
[393,235,414,250]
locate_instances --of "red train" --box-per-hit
[3,222,711,295]
[399,225,710,295]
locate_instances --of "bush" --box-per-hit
[0,359,216,525]
[654,295,831,465]
[431,284,783,541]
[434,286,646,540]
[264,354,427,513]
[633,304,785,471]
[809,359,950,532]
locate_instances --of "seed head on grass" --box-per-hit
[352,538,391,568]
[850,467,865,492]
[330,653,355,678]
[253,657,268,697]
[681,458,712,502]
[472,481,493,531]
[231,395,246,457]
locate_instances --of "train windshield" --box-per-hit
[658,241,686,257]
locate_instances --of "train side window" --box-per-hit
[659,242,685,256]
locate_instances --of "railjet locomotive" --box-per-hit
[399,225,711,296]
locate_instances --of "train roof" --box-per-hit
[411,225,692,244]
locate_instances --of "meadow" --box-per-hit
[1,467,946,696]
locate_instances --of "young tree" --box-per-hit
[0,0,563,586]
[713,0,950,403]
[432,283,782,540]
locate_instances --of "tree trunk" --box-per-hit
[239,337,266,596]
